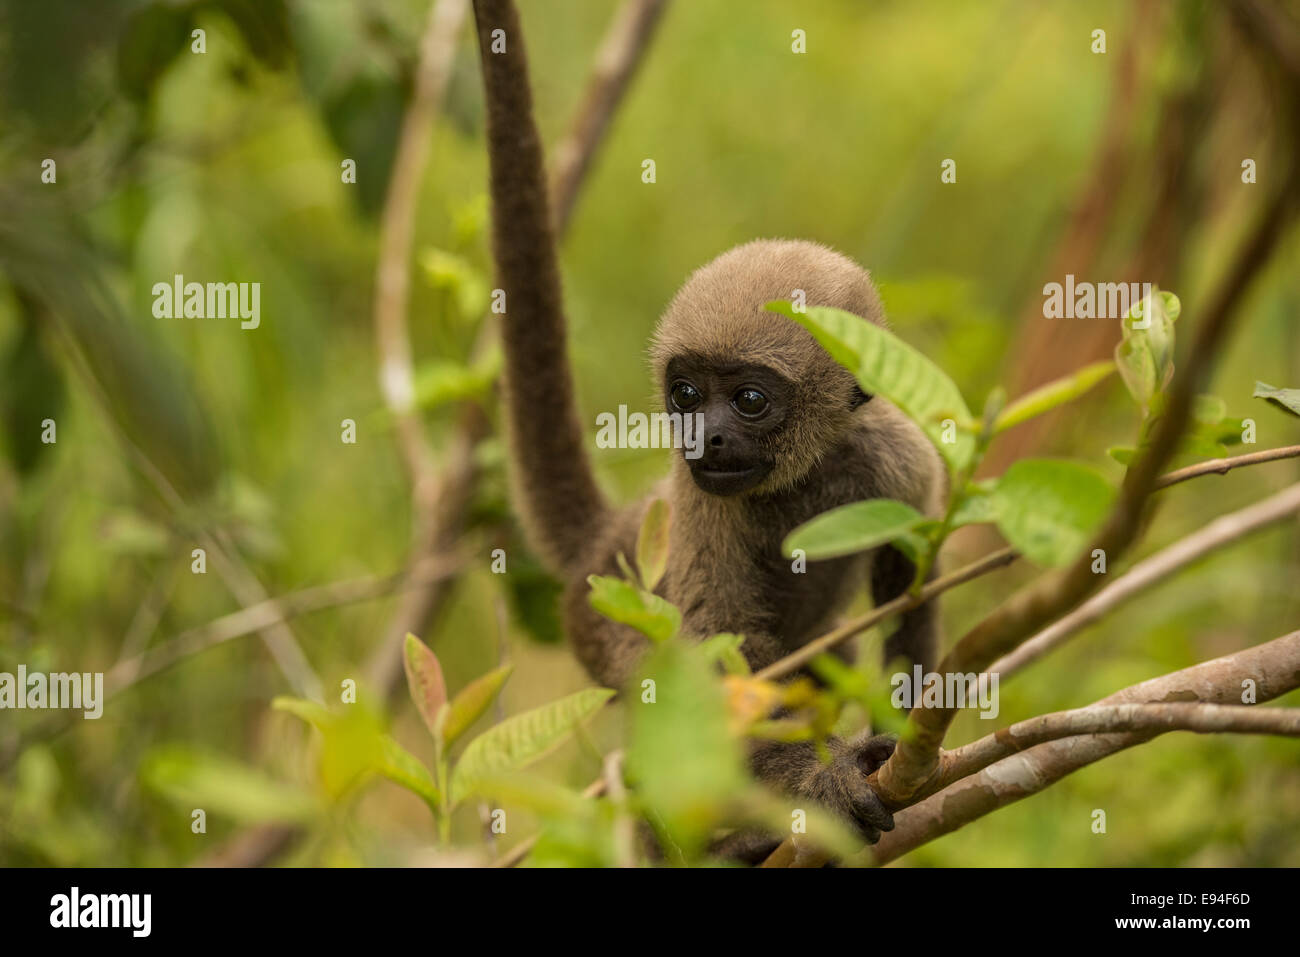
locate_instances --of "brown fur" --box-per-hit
[473,0,944,848]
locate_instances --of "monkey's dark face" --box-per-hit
[664,356,794,496]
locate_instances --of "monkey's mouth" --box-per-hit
[688,462,770,497]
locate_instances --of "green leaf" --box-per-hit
[1253,381,1300,418]
[635,498,672,592]
[412,352,500,410]
[442,664,514,749]
[419,247,491,322]
[1115,290,1179,408]
[1115,336,1159,408]
[1107,446,1137,466]
[993,361,1115,433]
[450,687,615,805]
[1193,394,1227,424]
[272,696,334,731]
[587,574,681,643]
[627,641,748,860]
[467,770,595,819]
[766,301,975,470]
[140,746,320,824]
[377,736,441,808]
[403,633,448,740]
[948,482,997,528]
[698,633,751,675]
[991,459,1115,567]
[273,697,440,809]
[782,499,924,561]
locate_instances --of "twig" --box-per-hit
[51,322,324,701]
[755,548,1020,682]
[550,0,669,235]
[0,556,464,773]
[106,554,463,698]
[603,750,635,868]
[368,0,472,692]
[1155,444,1300,490]
[934,701,1300,790]
[989,481,1300,677]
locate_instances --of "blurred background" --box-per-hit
[1,0,1297,866]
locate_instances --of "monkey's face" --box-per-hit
[664,355,794,496]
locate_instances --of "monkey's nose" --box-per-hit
[709,433,724,447]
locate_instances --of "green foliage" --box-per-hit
[411,353,501,411]
[1115,291,1180,410]
[586,574,681,643]
[990,459,1115,566]
[993,360,1115,434]
[140,746,320,824]
[1253,381,1300,418]
[767,300,976,470]
[782,498,925,561]
[450,688,615,804]
[441,664,513,749]
[626,639,749,859]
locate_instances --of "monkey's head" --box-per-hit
[650,239,884,497]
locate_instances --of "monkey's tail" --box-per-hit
[473,0,610,575]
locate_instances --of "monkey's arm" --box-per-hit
[473,0,609,575]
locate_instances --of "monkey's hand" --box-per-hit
[751,731,897,844]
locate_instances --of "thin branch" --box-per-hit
[935,702,1300,789]
[368,0,472,694]
[989,481,1300,677]
[756,446,1300,685]
[550,0,669,234]
[603,750,636,868]
[0,556,464,774]
[51,322,324,701]
[862,628,1300,865]
[1155,443,1300,490]
[106,554,463,698]
[755,548,1020,682]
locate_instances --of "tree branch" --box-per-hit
[989,480,1300,677]
[367,0,473,694]
[1155,443,1300,490]
[549,0,668,235]
[934,702,1300,790]
[862,628,1300,865]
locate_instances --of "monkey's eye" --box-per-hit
[732,388,769,418]
[670,380,702,411]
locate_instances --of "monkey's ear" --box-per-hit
[851,385,873,409]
